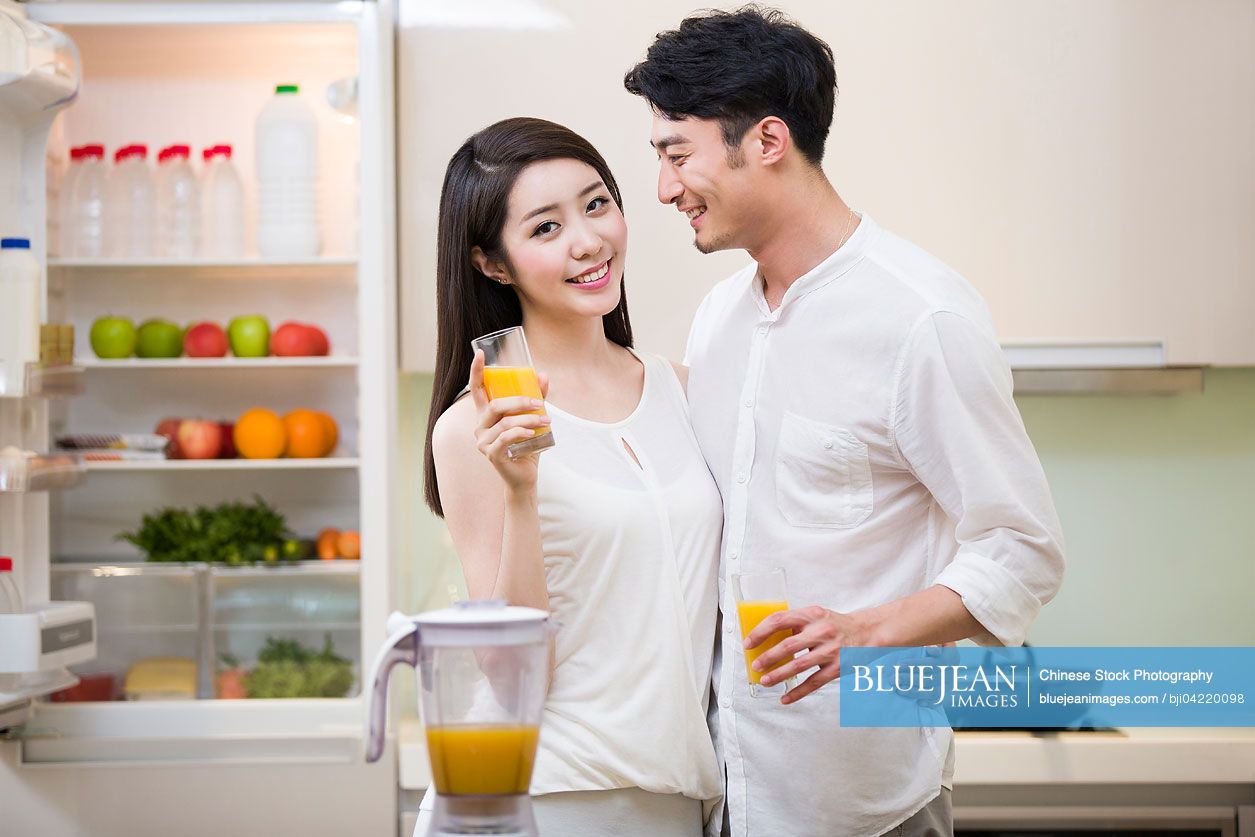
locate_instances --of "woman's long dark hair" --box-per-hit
[423,117,633,517]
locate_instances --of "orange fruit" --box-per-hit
[337,530,360,560]
[315,411,338,456]
[234,408,286,459]
[316,528,340,560]
[283,409,328,459]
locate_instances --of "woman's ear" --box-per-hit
[471,246,511,285]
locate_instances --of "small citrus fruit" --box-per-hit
[234,408,286,459]
[315,411,338,456]
[284,409,328,458]
[337,530,360,560]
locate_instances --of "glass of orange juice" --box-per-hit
[471,325,555,459]
[732,567,797,698]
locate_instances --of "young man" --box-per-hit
[625,8,1065,837]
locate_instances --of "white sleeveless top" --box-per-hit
[529,349,722,806]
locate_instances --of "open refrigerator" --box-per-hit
[1,1,400,833]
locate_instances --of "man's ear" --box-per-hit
[754,116,791,167]
[471,246,511,284]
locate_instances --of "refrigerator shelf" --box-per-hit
[84,457,360,472]
[98,625,198,634]
[213,622,361,632]
[77,357,358,370]
[54,561,361,576]
[19,698,366,766]
[48,258,357,283]
[0,451,85,493]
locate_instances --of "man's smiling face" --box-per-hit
[651,115,760,254]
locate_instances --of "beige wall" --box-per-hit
[398,0,1255,369]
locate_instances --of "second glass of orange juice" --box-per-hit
[471,325,555,458]
[732,567,797,698]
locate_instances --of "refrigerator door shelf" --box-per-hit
[0,363,86,400]
[0,450,85,492]
[0,600,97,673]
[0,668,79,719]
[0,7,79,117]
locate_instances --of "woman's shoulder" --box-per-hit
[431,391,476,460]
[632,348,688,397]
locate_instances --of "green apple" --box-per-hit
[135,319,184,359]
[227,315,270,357]
[89,316,138,359]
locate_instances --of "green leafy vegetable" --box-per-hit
[118,496,295,564]
[244,635,355,699]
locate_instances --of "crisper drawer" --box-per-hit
[46,562,361,702]
[209,563,361,700]
[50,563,202,701]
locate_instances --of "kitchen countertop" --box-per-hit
[952,727,1255,785]
[398,721,1255,791]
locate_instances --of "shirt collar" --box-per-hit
[748,211,876,316]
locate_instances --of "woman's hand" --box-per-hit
[469,349,551,493]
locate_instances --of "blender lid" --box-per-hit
[412,600,551,647]
[418,599,548,625]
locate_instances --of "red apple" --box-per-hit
[177,419,223,460]
[271,322,330,357]
[154,418,184,459]
[218,422,237,459]
[184,322,229,358]
[304,324,330,356]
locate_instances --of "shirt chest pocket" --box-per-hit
[775,412,873,529]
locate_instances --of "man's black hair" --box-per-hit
[624,5,838,166]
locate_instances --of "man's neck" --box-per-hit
[750,176,856,305]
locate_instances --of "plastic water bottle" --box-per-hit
[0,238,42,397]
[156,144,201,259]
[256,83,320,259]
[108,144,155,259]
[58,146,84,257]
[69,144,107,259]
[0,557,25,692]
[46,146,66,259]
[202,144,246,259]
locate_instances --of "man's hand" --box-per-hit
[744,606,874,705]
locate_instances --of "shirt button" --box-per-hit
[822,439,833,450]
[736,472,747,484]
[720,696,732,709]
[729,549,739,560]
[743,399,753,408]
[757,326,768,335]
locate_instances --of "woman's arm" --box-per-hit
[431,352,551,609]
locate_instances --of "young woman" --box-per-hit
[421,117,721,836]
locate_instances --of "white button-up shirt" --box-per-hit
[685,214,1065,836]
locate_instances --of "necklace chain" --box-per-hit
[762,209,858,309]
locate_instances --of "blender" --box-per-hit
[366,600,551,836]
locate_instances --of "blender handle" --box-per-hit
[364,615,421,763]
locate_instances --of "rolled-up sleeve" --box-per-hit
[892,310,1065,646]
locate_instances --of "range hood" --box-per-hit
[1003,342,1205,396]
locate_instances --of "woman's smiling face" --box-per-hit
[479,157,628,321]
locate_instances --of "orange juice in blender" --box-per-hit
[426,723,542,796]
